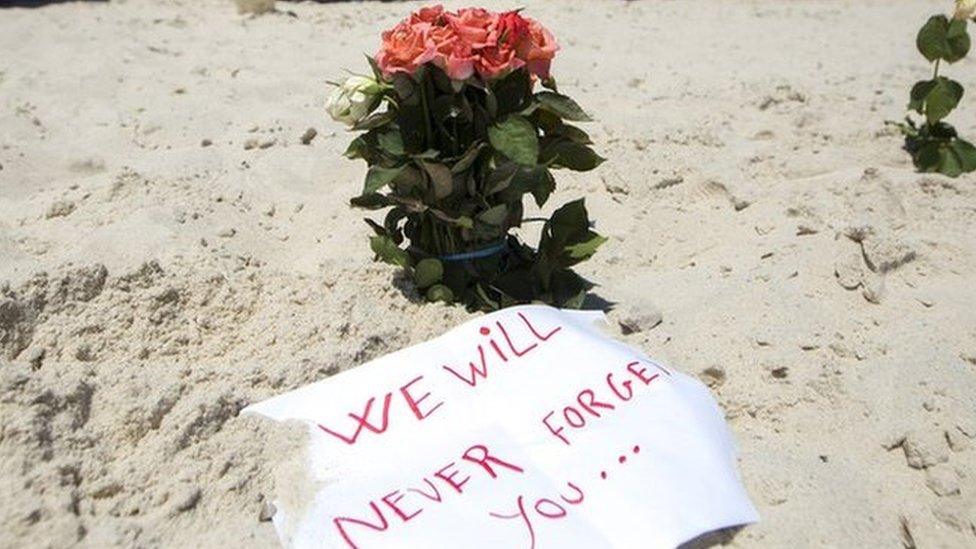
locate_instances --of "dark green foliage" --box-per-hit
[894,118,976,177]
[346,66,606,311]
[893,14,975,178]
[916,16,971,63]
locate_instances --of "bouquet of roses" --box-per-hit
[326,5,606,312]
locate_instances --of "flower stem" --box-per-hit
[419,76,434,148]
[933,58,941,79]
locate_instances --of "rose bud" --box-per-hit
[326,76,384,127]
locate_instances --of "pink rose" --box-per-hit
[429,25,476,81]
[376,20,437,80]
[516,18,559,79]
[476,44,524,80]
[447,7,497,49]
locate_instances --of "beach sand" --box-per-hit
[1,0,974,546]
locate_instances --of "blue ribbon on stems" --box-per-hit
[437,241,507,262]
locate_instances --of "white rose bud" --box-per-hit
[326,76,383,127]
[955,0,976,20]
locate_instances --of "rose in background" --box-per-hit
[890,1,976,176]
[326,5,606,312]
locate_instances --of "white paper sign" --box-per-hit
[245,305,758,549]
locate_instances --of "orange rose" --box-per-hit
[447,7,497,49]
[517,18,559,79]
[376,20,437,80]
[496,10,530,48]
[409,4,445,26]
[429,25,476,81]
[476,44,525,80]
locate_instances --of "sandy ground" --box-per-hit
[1,0,975,547]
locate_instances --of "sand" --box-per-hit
[1,0,975,547]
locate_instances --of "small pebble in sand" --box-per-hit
[243,138,259,150]
[654,176,684,189]
[217,227,236,238]
[173,486,202,513]
[25,347,45,368]
[201,138,212,147]
[615,303,663,334]
[74,344,95,362]
[300,127,317,145]
[699,366,726,388]
[45,200,76,219]
[258,500,276,522]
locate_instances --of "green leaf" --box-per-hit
[939,145,964,177]
[392,165,424,193]
[364,218,385,236]
[557,124,593,145]
[946,19,971,63]
[916,141,942,172]
[377,129,404,156]
[450,142,485,174]
[420,161,454,199]
[366,54,383,80]
[488,116,539,166]
[565,233,608,260]
[414,258,443,288]
[363,165,404,194]
[546,199,590,250]
[411,149,440,160]
[490,69,533,116]
[344,136,369,159]
[542,140,606,171]
[426,284,454,303]
[351,110,395,132]
[535,91,592,122]
[369,234,411,268]
[485,161,519,194]
[349,193,392,210]
[530,169,556,207]
[909,80,937,113]
[924,77,964,124]
[477,204,508,227]
[917,15,971,63]
[494,165,555,207]
[950,138,976,172]
[918,15,950,62]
